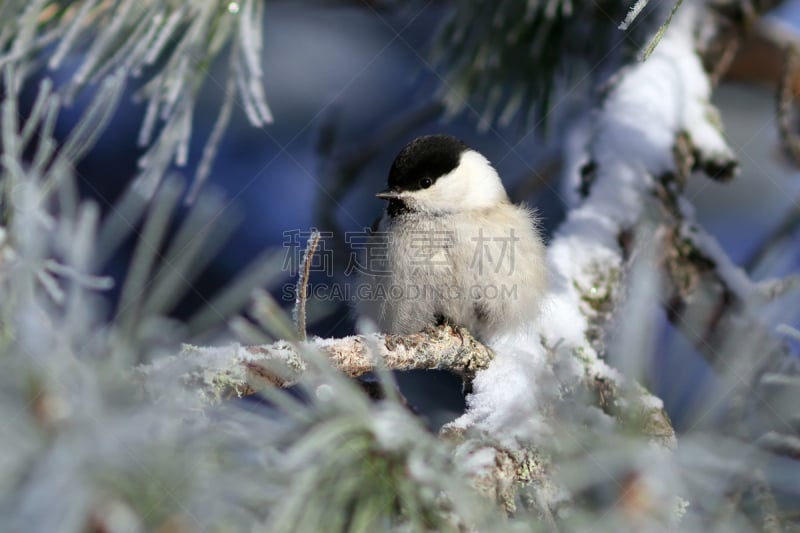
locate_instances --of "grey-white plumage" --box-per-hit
[357,135,547,342]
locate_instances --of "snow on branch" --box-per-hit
[137,322,676,518]
[553,0,799,445]
[138,325,493,403]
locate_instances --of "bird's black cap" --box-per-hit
[385,135,469,193]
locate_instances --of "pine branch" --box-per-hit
[0,0,273,199]
[138,324,493,400]
[137,322,675,515]
[429,1,649,130]
[546,1,799,522]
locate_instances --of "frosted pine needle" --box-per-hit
[0,1,274,198]
[619,0,650,30]
[641,0,686,61]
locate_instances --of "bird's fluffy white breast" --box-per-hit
[359,202,547,339]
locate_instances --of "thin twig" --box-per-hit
[778,44,800,167]
[294,230,321,341]
[709,34,740,87]
[753,274,800,302]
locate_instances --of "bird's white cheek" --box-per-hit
[403,187,451,212]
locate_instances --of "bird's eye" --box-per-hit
[420,177,433,189]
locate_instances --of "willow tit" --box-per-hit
[357,135,547,342]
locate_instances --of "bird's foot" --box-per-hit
[434,314,467,343]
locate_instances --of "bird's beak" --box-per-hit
[376,189,401,200]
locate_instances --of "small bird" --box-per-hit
[357,135,547,342]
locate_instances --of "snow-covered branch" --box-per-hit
[139,321,676,517]
[139,325,493,403]
[551,0,799,458]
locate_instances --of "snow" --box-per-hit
[450,329,553,447]
[313,333,364,348]
[619,0,651,31]
[453,4,713,450]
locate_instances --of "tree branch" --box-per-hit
[137,325,493,402]
[137,322,675,517]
